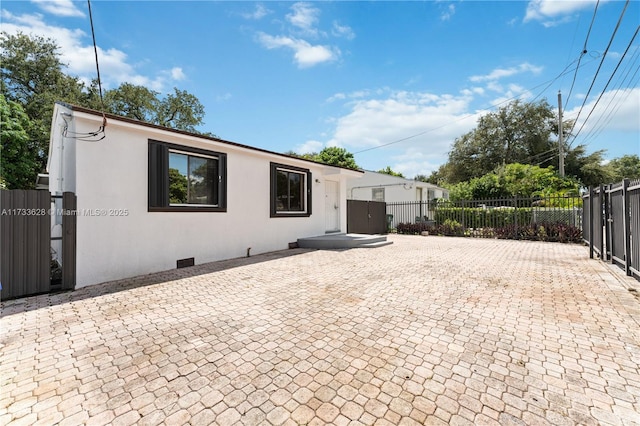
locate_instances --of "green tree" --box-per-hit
[1,32,213,189]
[315,147,359,170]
[168,168,187,204]
[1,32,87,180]
[447,163,579,201]
[103,84,206,132]
[563,145,610,187]
[156,88,205,132]
[284,150,318,161]
[605,154,640,181]
[444,100,557,183]
[0,95,38,189]
[284,147,359,169]
[103,82,159,122]
[378,166,404,177]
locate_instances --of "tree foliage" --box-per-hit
[0,95,38,189]
[378,166,404,177]
[1,31,88,185]
[316,147,359,169]
[101,84,206,132]
[563,145,611,188]
[156,88,205,132]
[444,100,557,183]
[168,168,187,204]
[447,163,579,201]
[605,154,640,181]
[1,31,210,188]
[103,82,158,122]
[436,98,621,188]
[286,147,360,170]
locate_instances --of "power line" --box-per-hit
[566,0,630,146]
[353,54,597,155]
[565,0,600,108]
[567,21,638,147]
[579,43,640,146]
[87,0,107,139]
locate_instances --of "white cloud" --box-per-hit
[315,85,639,178]
[32,0,85,18]
[524,0,597,24]
[170,67,186,81]
[294,140,324,154]
[286,2,320,35]
[313,90,481,177]
[332,21,355,40]
[440,4,456,21]
[470,62,543,82]
[256,32,338,68]
[216,93,232,102]
[241,3,271,20]
[1,11,182,92]
[564,87,640,135]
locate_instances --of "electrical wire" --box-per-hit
[353,52,595,155]
[579,43,640,147]
[565,0,600,109]
[565,0,630,147]
[65,0,107,142]
[567,22,638,147]
[353,53,596,155]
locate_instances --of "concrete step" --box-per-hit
[357,240,394,249]
[297,233,390,249]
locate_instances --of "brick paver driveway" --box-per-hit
[2,235,640,426]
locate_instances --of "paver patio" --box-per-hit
[1,235,639,426]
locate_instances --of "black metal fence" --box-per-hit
[583,179,639,281]
[387,196,583,241]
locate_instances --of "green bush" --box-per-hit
[435,207,533,229]
[493,223,582,243]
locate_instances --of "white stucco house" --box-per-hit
[347,170,449,203]
[47,102,362,288]
[347,171,449,229]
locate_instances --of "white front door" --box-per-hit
[325,180,340,233]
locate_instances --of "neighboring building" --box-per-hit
[347,170,449,229]
[347,170,449,203]
[47,103,362,288]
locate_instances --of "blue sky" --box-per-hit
[3,0,639,178]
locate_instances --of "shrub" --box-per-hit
[493,222,582,243]
[396,222,431,235]
[439,219,464,236]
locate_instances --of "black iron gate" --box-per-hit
[1,190,76,300]
[583,179,640,281]
[347,200,387,234]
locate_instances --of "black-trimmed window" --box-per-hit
[149,140,226,212]
[270,163,312,217]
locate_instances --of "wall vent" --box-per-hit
[177,257,195,269]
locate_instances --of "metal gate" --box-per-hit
[347,200,387,234]
[1,190,76,300]
[583,179,640,281]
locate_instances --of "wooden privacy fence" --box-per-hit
[1,190,76,300]
[583,179,640,281]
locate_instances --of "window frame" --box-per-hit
[270,162,312,218]
[148,140,227,212]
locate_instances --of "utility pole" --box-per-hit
[558,91,565,177]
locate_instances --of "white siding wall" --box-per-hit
[347,171,448,203]
[51,106,355,288]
